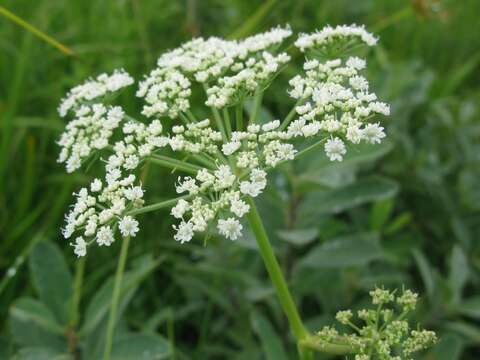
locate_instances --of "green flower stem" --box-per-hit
[128,195,192,216]
[245,197,311,358]
[249,90,263,125]
[69,255,86,327]
[149,154,202,174]
[279,100,302,131]
[185,109,197,122]
[190,153,216,169]
[295,137,327,160]
[236,103,244,131]
[223,108,232,138]
[212,107,228,141]
[299,336,355,355]
[103,236,131,360]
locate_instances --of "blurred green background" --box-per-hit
[1,0,480,359]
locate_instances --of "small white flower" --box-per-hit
[363,123,385,144]
[96,225,115,246]
[171,199,189,219]
[222,141,241,155]
[324,137,346,161]
[72,237,87,257]
[217,218,243,240]
[230,198,250,217]
[119,216,139,237]
[91,179,103,192]
[174,221,194,243]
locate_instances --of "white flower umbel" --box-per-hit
[58,69,133,117]
[295,24,378,52]
[59,24,389,253]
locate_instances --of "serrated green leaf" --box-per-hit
[29,241,73,324]
[298,232,383,268]
[251,312,288,360]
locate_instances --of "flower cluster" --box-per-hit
[295,24,378,52]
[314,288,437,360]
[288,55,389,161]
[59,24,390,255]
[57,104,125,173]
[137,26,292,115]
[64,175,144,257]
[58,69,134,117]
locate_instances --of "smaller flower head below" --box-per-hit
[313,287,436,360]
[295,24,378,53]
[58,69,133,117]
[62,175,144,256]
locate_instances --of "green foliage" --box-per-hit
[1,0,480,358]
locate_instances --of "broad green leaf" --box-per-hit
[276,228,318,246]
[11,347,70,360]
[250,312,288,360]
[298,232,383,268]
[369,198,394,231]
[454,296,480,319]
[9,300,67,350]
[9,298,64,335]
[444,321,480,343]
[29,241,73,324]
[412,249,436,299]
[0,337,11,360]
[81,255,160,335]
[108,333,170,360]
[448,245,469,304]
[298,177,398,225]
[428,333,464,360]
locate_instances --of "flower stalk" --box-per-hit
[103,236,131,360]
[245,197,312,359]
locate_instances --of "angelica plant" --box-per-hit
[57,24,434,359]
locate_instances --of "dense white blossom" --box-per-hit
[58,69,133,117]
[295,24,378,52]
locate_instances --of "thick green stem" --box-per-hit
[103,236,131,360]
[149,155,202,175]
[245,197,311,358]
